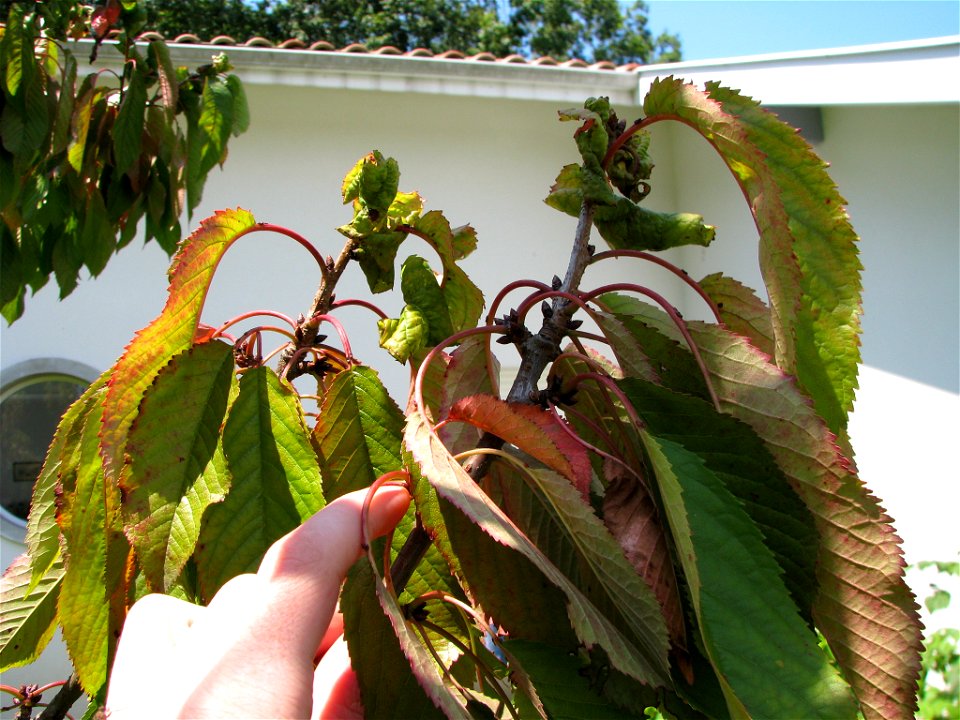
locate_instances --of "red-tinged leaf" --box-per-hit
[99,208,257,482]
[601,462,688,665]
[698,272,775,356]
[342,555,460,719]
[483,456,670,678]
[404,409,671,687]
[446,395,591,500]
[438,335,501,455]
[121,340,236,591]
[643,77,862,435]
[608,296,922,719]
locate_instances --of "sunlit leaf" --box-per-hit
[618,377,820,623]
[25,374,107,587]
[446,395,591,499]
[100,208,257,482]
[698,272,774,356]
[312,365,405,500]
[56,404,115,695]
[195,366,323,599]
[378,305,429,363]
[0,553,63,671]
[121,340,236,591]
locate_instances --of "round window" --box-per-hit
[0,360,97,540]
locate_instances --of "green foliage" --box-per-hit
[136,0,681,64]
[0,79,924,720]
[915,559,960,720]
[0,0,249,322]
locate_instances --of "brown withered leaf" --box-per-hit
[601,459,691,682]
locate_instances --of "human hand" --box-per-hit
[106,484,411,719]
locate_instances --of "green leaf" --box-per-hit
[642,77,862,434]
[642,431,858,719]
[99,208,257,483]
[56,403,117,696]
[401,255,454,343]
[378,305,429,363]
[112,67,146,176]
[121,340,236,591]
[0,553,63,671]
[504,639,635,720]
[226,74,249,134]
[405,409,671,687]
[26,373,108,587]
[436,334,501,455]
[611,297,923,719]
[195,366,323,599]
[312,365,405,500]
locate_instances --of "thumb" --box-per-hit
[253,484,411,656]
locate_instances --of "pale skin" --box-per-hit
[106,484,412,719]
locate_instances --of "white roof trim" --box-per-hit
[89,35,959,107]
[637,36,960,105]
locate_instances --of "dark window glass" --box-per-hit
[1,377,86,521]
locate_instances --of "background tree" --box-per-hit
[0,0,248,322]
[140,0,682,64]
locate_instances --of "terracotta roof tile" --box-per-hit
[114,31,640,71]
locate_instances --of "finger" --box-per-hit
[312,635,364,720]
[315,610,344,663]
[107,594,206,718]
[253,484,411,657]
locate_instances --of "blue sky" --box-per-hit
[642,1,960,60]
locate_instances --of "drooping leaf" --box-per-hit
[447,395,592,499]
[405,409,671,687]
[609,296,923,719]
[642,431,859,719]
[56,402,119,696]
[342,561,451,719]
[601,462,688,666]
[484,456,671,680]
[312,365,405,500]
[642,77,862,435]
[697,272,774,356]
[99,208,257,482]
[0,553,63,671]
[25,373,108,587]
[121,340,236,591]
[195,366,323,599]
[618,377,820,624]
[400,255,454,344]
[504,639,635,720]
[112,66,146,176]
